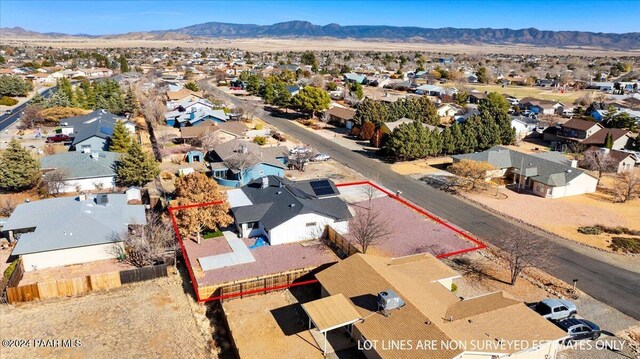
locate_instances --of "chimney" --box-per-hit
[570,159,578,168]
[78,194,87,201]
[261,177,268,189]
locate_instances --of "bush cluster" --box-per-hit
[609,237,640,254]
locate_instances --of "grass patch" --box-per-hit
[202,230,223,239]
[4,259,18,280]
[609,237,640,254]
[577,225,640,236]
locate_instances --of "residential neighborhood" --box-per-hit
[1,1,639,359]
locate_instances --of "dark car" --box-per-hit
[46,134,73,143]
[555,318,601,341]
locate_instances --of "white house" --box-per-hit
[40,151,119,193]
[229,176,352,245]
[3,194,146,271]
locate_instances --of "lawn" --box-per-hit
[451,83,594,103]
[202,229,223,239]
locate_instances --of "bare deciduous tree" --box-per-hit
[19,105,45,130]
[225,145,254,184]
[348,186,392,253]
[110,212,177,267]
[42,168,71,196]
[578,149,617,185]
[288,150,314,172]
[0,197,17,217]
[496,230,550,285]
[200,129,222,153]
[613,171,640,203]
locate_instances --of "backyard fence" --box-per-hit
[198,266,318,301]
[322,226,360,259]
[5,262,169,304]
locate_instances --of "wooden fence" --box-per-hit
[5,263,169,304]
[323,226,360,259]
[198,266,317,301]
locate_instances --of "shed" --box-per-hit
[301,293,362,355]
[126,187,142,203]
[186,150,204,163]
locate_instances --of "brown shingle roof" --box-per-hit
[582,128,631,145]
[326,106,356,120]
[166,88,204,101]
[562,119,602,131]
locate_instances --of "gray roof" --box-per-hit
[212,139,288,171]
[231,176,352,230]
[6,194,146,256]
[452,146,592,187]
[60,110,131,146]
[40,151,119,179]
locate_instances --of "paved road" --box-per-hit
[202,81,640,320]
[0,87,57,132]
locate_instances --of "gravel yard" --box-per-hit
[0,273,217,359]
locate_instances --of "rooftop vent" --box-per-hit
[96,194,109,206]
[378,290,405,315]
[289,203,296,207]
[261,176,268,189]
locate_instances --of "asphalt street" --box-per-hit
[202,81,640,320]
[0,87,56,132]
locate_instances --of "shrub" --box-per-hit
[577,226,603,235]
[350,126,361,137]
[253,136,267,145]
[609,237,640,254]
[0,96,18,106]
[255,123,264,130]
[451,283,458,292]
[203,229,223,239]
[272,132,286,142]
[3,259,18,280]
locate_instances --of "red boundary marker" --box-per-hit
[168,180,486,303]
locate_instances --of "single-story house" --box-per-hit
[3,194,146,271]
[40,151,119,193]
[511,115,539,138]
[343,73,366,84]
[209,139,288,187]
[582,147,637,174]
[436,103,462,118]
[165,107,229,127]
[179,121,247,143]
[452,146,598,198]
[520,97,564,115]
[325,106,356,128]
[228,176,352,245]
[165,88,205,108]
[314,253,567,359]
[60,110,135,152]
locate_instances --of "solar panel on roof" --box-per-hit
[310,180,331,189]
[309,180,336,196]
[100,127,114,135]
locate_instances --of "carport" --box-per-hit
[301,294,362,356]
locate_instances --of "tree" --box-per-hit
[19,104,45,129]
[41,168,70,196]
[385,121,440,160]
[290,86,330,118]
[118,55,129,72]
[348,186,392,253]
[478,92,515,146]
[289,150,314,172]
[360,121,376,141]
[47,90,72,108]
[0,75,33,97]
[174,172,233,244]
[111,212,177,267]
[613,171,640,203]
[603,111,638,132]
[454,90,469,107]
[0,138,41,192]
[124,86,140,115]
[449,159,495,192]
[184,81,199,92]
[498,230,550,285]
[109,121,133,153]
[301,50,317,67]
[578,149,617,185]
[441,126,456,155]
[350,82,364,100]
[115,141,160,186]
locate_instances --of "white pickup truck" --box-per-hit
[527,299,577,321]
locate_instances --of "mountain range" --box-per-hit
[2,21,639,50]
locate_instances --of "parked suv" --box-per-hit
[555,318,601,341]
[527,299,577,321]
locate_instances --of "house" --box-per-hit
[228,176,352,245]
[582,147,637,174]
[60,110,135,152]
[325,106,356,128]
[343,73,366,84]
[510,115,539,138]
[436,103,462,118]
[380,118,442,136]
[314,253,567,359]
[452,146,598,198]
[552,119,632,150]
[179,121,247,143]
[3,194,146,271]
[26,72,55,84]
[468,92,486,104]
[519,97,564,115]
[78,67,113,78]
[40,151,119,193]
[209,139,288,187]
[165,88,205,108]
[165,107,229,127]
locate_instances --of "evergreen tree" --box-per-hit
[0,138,41,192]
[350,82,364,100]
[109,121,133,153]
[47,90,71,107]
[479,92,515,145]
[184,81,199,91]
[273,81,292,108]
[441,126,456,155]
[119,55,130,73]
[115,141,159,186]
[605,133,614,149]
[450,121,464,154]
[124,87,139,115]
[290,86,331,118]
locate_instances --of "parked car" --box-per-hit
[555,318,601,341]
[311,153,330,162]
[290,146,311,154]
[46,134,73,143]
[4,109,11,114]
[527,299,577,320]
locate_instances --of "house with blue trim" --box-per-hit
[165,107,229,127]
[60,110,135,152]
[209,139,288,187]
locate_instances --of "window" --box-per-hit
[305,222,317,227]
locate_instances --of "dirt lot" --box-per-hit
[285,159,364,183]
[461,175,640,253]
[391,156,453,176]
[0,273,218,359]
[19,259,136,285]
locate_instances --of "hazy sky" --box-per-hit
[1,0,638,34]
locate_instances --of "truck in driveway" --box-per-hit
[527,299,577,321]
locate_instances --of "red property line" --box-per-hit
[335,181,487,258]
[168,179,486,302]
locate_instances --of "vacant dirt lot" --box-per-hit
[0,274,217,359]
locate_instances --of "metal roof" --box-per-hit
[40,151,119,179]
